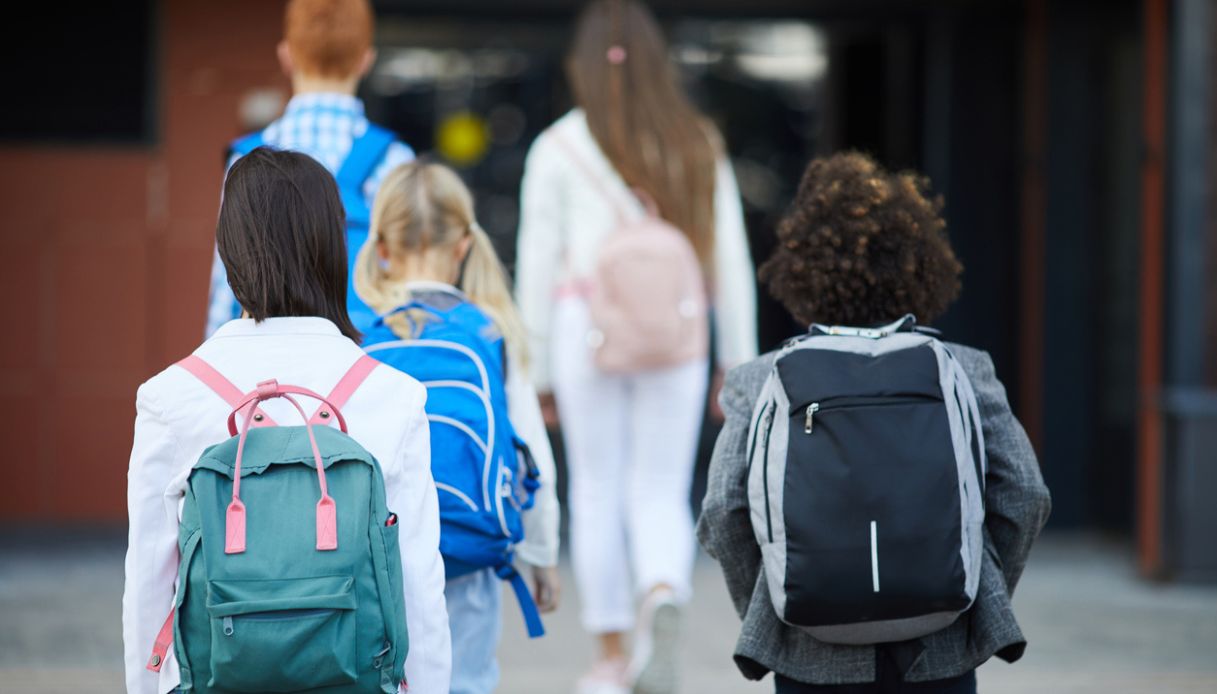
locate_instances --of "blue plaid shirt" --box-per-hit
[206,93,414,336]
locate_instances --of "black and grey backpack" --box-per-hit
[747,315,986,644]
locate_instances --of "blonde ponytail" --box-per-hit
[354,161,529,366]
[353,164,416,339]
[461,222,530,367]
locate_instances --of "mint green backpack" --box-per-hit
[146,355,408,693]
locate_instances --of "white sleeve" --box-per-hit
[386,389,451,694]
[507,360,560,567]
[515,134,566,393]
[711,156,759,369]
[123,384,183,694]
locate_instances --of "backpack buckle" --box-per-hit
[372,641,391,668]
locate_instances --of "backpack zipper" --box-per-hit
[222,608,335,636]
[803,403,820,434]
[494,464,512,538]
[759,403,776,543]
[801,395,938,435]
[745,402,771,471]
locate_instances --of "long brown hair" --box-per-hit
[217,147,361,342]
[566,0,720,274]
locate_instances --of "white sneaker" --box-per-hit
[576,658,630,694]
[629,590,682,694]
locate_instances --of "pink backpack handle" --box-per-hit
[226,380,339,554]
[179,354,379,431]
[226,382,348,436]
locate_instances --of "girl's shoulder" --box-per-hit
[544,108,587,137]
[136,354,207,410]
[529,109,589,157]
[943,342,1010,409]
[943,342,997,383]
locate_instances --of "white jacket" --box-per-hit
[515,109,759,391]
[122,317,450,694]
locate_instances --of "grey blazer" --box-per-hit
[697,344,1051,685]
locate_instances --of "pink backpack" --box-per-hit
[555,132,709,373]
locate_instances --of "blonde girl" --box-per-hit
[355,162,561,694]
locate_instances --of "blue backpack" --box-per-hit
[228,126,396,334]
[362,294,545,637]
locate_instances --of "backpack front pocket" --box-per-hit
[206,575,357,692]
[783,394,965,626]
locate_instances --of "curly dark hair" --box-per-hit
[759,151,962,328]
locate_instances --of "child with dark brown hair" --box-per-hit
[125,149,449,694]
[698,152,1051,693]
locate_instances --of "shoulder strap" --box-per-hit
[336,125,396,229]
[310,355,380,425]
[551,130,629,223]
[177,355,277,426]
[496,563,546,638]
[145,611,174,672]
[177,354,380,427]
[228,131,265,160]
[336,124,396,190]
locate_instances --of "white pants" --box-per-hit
[552,299,709,633]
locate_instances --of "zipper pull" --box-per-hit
[804,403,820,434]
[222,616,234,636]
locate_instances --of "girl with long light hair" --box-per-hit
[356,162,561,694]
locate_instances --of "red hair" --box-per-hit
[284,0,374,79]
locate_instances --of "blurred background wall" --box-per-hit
[0,0,1213,580]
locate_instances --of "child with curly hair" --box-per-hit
[697,152,1051,693]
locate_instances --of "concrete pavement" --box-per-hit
[2,531,1215,694]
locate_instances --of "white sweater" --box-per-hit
[122,318,450,694]
[515,109,759,391]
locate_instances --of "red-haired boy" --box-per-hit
[205,0,414,336]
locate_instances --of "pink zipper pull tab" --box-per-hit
[316,495,337,551]
[225,498,246,554]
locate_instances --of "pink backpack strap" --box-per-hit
[310,355,380,425]
[146,610,174,671]
[177,355,276,427]
[552,130,630,223]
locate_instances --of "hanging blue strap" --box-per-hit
[335,124,396,228]
[496,563,545,638]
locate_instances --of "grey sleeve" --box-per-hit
[967,349,1052,594]
[697,366,762,620]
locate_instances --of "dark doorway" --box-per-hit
[367,0,1143,533]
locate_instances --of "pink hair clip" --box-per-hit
[607,45,627,64]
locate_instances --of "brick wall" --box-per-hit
[0,0,288,521]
